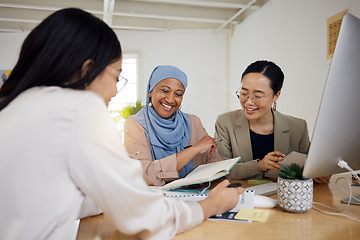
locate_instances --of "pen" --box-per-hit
[184,139,222,149]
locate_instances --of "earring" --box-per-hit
[149,102,152,107]
[272,102,277,111]
[178,105,182,114]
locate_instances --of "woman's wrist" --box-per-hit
[176,146,198,171]
[198,198,217,219]
[256,159,266,172]
[256,159,260,171]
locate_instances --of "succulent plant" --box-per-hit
[277,163,308,180]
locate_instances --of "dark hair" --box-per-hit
[241,60,284,94]
[0,8,122,110]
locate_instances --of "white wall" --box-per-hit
[1,0,360,137]
[0,30,228,136]
[0,32,27,68]
[229,0,360,136]
[116,30,228,135]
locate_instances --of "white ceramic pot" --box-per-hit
[277,176,313,213]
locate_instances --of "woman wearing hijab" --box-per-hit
[124,65,223,186]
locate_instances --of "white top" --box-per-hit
[0,87,203,240]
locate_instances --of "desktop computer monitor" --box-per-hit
[303,13,360,178]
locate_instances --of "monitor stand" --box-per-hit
[341,194,360,205]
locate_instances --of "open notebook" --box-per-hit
[163,157,240,191]
[160,187,254,222]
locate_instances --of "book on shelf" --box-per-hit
[163,157,241,191]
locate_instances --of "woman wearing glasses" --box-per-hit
[0,9,244,239]
[215,60,330,183]
[124,65,223,186]
[215,61,309,180]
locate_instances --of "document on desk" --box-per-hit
[208,190,254,222]
[162,189,209,201]
[265,151,307,178]
[151,186,255,222]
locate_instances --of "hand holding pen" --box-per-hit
[185,138,222,148]
[257,151,285,172]
[185,136,222,155]
[177,136,221,172]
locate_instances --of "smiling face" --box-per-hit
[240,72,280,122]
[148,78,185,119]
[86,57,123,106]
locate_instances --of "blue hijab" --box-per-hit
[130,65,194,178]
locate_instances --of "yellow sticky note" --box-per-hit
[234,208,269,223]
[247,179,272,184]
[251,209,269,223]
[234,208,253,221]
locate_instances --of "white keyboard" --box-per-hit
[244,182,278,196]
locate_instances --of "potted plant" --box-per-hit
[277,163,313,213]
[111,99,144,123]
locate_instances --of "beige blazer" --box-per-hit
[124,113,223,186]
[214,110,310,179]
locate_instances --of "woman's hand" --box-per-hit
[176,135,217,171]
[257,151,285,172]
[192,135,217,155]
[198,179,244,219]
[313,175,331,183]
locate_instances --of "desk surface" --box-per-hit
[77,174,360,240]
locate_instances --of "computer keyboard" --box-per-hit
[244,182,278,196]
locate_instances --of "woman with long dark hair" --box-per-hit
[0,8,243,239]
